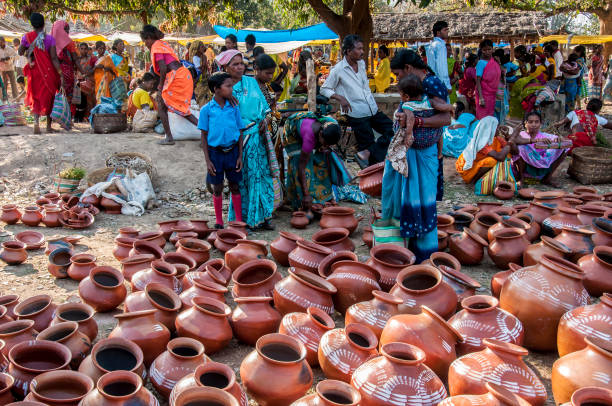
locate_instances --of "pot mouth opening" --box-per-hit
[92,271,121,288]
[193,298,230,317]
[256,334,306,364]
[319,389,359,405]
[0,295,18,306]
[94,344,139,372]
[147,288,181,311]
[101,380,139,398]
[593,218,612,233]
[33,374,92,400]
[234,263,275,286]
[171,345,201,358]
[478,214,500,226]
[381,342,425,365]
[0,320,33,335]
[372,246,415,267]
[59,307,92,322]
[483,338,528,356]
[40,325,75,342]
[2,241,25,249]
[345,324,377,350]
[462,295,498,312]
[541,255,585,280]
[308,307,335,329]
[15,296,51,316]
[594,248,612,267]
[260,342,302,362]
[541,236,572,254]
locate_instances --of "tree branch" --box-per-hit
[306,0,344,32]
[343,0,354,15]
[351,0,371,27]
[47,2,145,16]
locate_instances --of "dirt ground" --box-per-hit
[1,111,611,405]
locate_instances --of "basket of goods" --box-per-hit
[92,113,127,134]
[568,146,612,184]
[54,167,86,193]
[105,152,156,183]
[86,167,127,193]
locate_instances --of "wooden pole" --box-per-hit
[510,38,515,60]
[306,59,316,113]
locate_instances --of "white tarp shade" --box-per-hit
[212,37,311,54]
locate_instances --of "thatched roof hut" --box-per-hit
[373,11,550,44]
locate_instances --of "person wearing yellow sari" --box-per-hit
[111,39,130,85]
[374,45,391,93]
[190,40,211,106]
[93,41,116,104]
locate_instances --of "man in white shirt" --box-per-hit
[426,21,451,91]
[320,34,393,166]
[550,40,564,79]
[0,37,17,101]
[12,38,27,77]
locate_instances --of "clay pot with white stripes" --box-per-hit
[326,261,381,314]
[273,268,337,316]
[278,307,335,367]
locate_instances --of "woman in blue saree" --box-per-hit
[442,101,477,158]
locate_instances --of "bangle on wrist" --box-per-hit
[414,117,424,128]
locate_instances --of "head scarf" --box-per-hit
[189,40,203,63]
[51,20,72,55]
[215,49,242,67]
[460,116,499,171]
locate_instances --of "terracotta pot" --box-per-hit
[47,247,72,278]
[14,294,56,332]
[438,213,457,233]
[365,243,415,291]
[357,161,384,197]
[131,259,181,294]
[113,237,136,261]
[390,265,457,319]
[270,231,303,267]
[15,231,44,251]
[78,266,127,312]
[288,240,332,274]
[0,320,36,357]
[552,337,612,404]
[227,221,248,234]
[292,379,361,406]
[77,337,145,384]
[477,201,504,213]
[175,238,210,266]
[189,219,213,239]
[0,372,14,404]
[240,333,313,406]
[327,260,381,314]
[449,228,489,266]
[578,246,612,297]
[163,251,197,272]
[79,370,157,406]
[214,229,247,253]
[170,231,198,246]
[437,230,449,251]
[380,305,463,380]
[425,253,481,305]
[362,226,374,249]
[493,181,515,200]
[534,190,566,206]
[580,193,605,203]
[470,212,503,241]
[173,386,241,406]
[351,342,448,406]
[25,370,94,406]
[66,253,96,281]
[290,211,309,229]
[43,192,60,204]
[500,255,589,351]
[318,251,358,279]
[554,227,595,262]
[169,362,248,406]
[129,239,164,259]
[197,258,232,285]
[225,239,268,272]
[448,338,547,405]
[487,216,532,243]
[51,302,97,342]
[175,297,232,355]
[318,323,378,383]
[109,309,170,367]
[312,228,355,252]
[523,235,572,267]
[0,295,18,321]
[457,204,480,215]
[135,230,166,248]
[451,211,475,231]
[449,295,524,355]
[274,268,337,315]
[0,241,27,265]
[149,337,206,399]
[36,321,92,369]
[100,196,122,214]
[1,205,21,225]
[180,277,227,308]
[345,290,402,339]
[563,197,585,209]
[115,227,138,239]
[592,217,612,247]
[187,266,227,291]
[320,206,362,235]
[125,283,182,332]
[542,207,582,236]
[558,293,612,357]
[41,204,62,227]
[21,206,43,227]
[439,382,531,406]
[573,186,597,195]
[488,227,529,268]
[490,263,520,299]
[278,307,335,367]
[519,201,557,225]
[565,387,612,406]
[8,340,71,398]
[169,222,195,240]
[576,204,606,226]
[120,253,155,282]
[514,212,541,241]
[232,259,281,298]
[230,297,281,346]
[158,219,179,240]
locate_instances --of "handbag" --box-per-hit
[50,91,71,130]
[72,82,82,105]
[109,77,127,101]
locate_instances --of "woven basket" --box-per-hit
[53,177,81,193]
[105,152,156,182]
[92,113,127,134]
[86,167,127,193]
[568,146,612,185]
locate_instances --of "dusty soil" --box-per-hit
[1,113,611,405]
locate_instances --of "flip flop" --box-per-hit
[354,154,369,169]
[157,139,175,145]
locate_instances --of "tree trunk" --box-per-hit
[598,10,612,60]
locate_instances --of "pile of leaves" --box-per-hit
[58,167,86,180]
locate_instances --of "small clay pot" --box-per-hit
[79,370,157,405]
[345,290,403,339]
[320,206,362,235]
[493,181,515,200]
[357,161,384,197]
[327,260,381,314]
[175,296,232,355]
[578,246,612,297]
[487,216,531,243]
[20,206,44,227]
[51,302,98,342]
[554,227,595,262]
[163,251,197,272]
[120,253,155,282]
[274,268,337,315]
[231,297,281,346]
[113,237,136,261]
[523,235,572,266]
[131,259,181,294]
[437,214,456,233]
[78,266,127,312]
[25,369,94,405]
[232,259,282,298]
[180,277,227,308]
[450,211,475,231]
[488,227,529,269]
[0,320,36,357]
[289,240,333,274]
[117,227,140,239]
[47,247,72,278]
[14,294,56,332]
[67,253,96,281]
[1,204,21,225]
[270,231,303,266]
[470,212,503,241]
[365,243,416,291]
[449,228,489,265]
[100,196,122,214]
[592,217,612,247]
[225,239,268,272]
[125,283,182,332]
[36,321,92,369]
[278,307,335,367]
[77,337,145,384]
[15,231,45,250]
[1,241,27,265]
[0,294,19,319]
[290,211,309,229]
[158,219,179,239]
[129,239,164,259]
[189,219,213,239]
[438,230,449,251]
[214,229,247,253]
[41,204,62,227]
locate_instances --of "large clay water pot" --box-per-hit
[365,244,415,291]
[77,337,145,384]
[51,302,97,342]
[523,236,572,267]
[14,294,56,332]
[78,266,127,312]
[20,206,43,227]
[274,268,337,315]
[232,259,282,298]
[175,297,232,355]
[488,227,529,268]
[291,379,361,406]
[225,239,268,271]
[327,261,380,314]
[345,290,403,339]
[577,246,612,297]
[231,297,282,346]
[449,228,488,265]
[278,307,335,367]
[319,206,362,235]
[270,231,302,267]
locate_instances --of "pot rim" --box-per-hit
[70,253,97,264]
[322,206,356,216]
[576,204,607,215]
[0,372,13,395]
[167,337,205,360]
[437,213,455,226]
[600,293,612,307]
[330,260,380,282]
[55,302,95,323]
[49,247,73,266]
[150,259,178,277]
[114,308,158,322]
[296,239,333,256]
[372,290,403,305]
[559,226,595,236]
[585,336,612,358]
[429,252,461,272]
[0,294,19,307]
[15,231,45,246]
[177,238,212,252]
[232,259,278,287]
[119,226,139,234]
[0,319,34,337]
[215,229,247,244]
[97,370,143,400]
[90,337,144,374]
[344,323,378,351]
[439,265,482,289]
[288,267,338,294]
[158,219,179,226]
[1,240,26,250]
[8,340,72,373]
[192,277,229,293]
[514,212,534,224]
[14,294,53,318]
[485,382,530,406]
[136,230,164,241]
[570,386,612,406]
[482,338,528,357]
[357,161,385,176]
[233,239,268,255]
[475,212,503,227]
[90,266,125,289]
[501,217,531,232]
[529,201,557,211]
[36,320,79,343]
[380,342,426,365]
[176,386,240,406]
[29,369,94,403]
[203,265,228,285]
[421,305,464,343]
[593,246,612,268]
[254,333,307,365]
[120,253,155,265]
[490,227,526,240]
[277,231,304,243]
[315,379,362,406]
[477,201,504,207]
[145,283,182,312]
[318,251,358,278]
[395,265,442,294]
[464,227,489,247]
[540,255,585,280]
[193,360,237,391]
[2,204,18,210]
[369,243,416,269]
[540,236,572,254]
[312,227,350,246]
[114,236,137,247]
[307,306,335,330]
[592,217,612,236]
[461,295,499,313]
[132,240,164,258]
[191,296,231,318]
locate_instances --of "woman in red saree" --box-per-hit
[140,24,197,145]
[552,98,612,151]
[19,12,62,134]
[475,39,501,120]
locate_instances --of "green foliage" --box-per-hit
[58,167,86,180]
[596,131,611,148]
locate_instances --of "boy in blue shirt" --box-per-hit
[199,72,245,229]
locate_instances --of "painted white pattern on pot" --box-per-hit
[274,285,334,314]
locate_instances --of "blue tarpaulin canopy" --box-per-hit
[213,23,338,43]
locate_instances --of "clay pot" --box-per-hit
[523,235,572,267]
[440,382,532,406]
[113,237,136,261]
[100,196,122,214]
[225,239,268,272]
[318,323,378,383]
[45,238,75,256]
[47,247,72,278]
[362,226,374,249]
[175,297,232,355]
[534,190,566,206]
[15,231,44,251]
[14,294,56,332]
[438,214,456,233]
[129,239,164,259]
[358,161,384,197]
[231,297,281,346]
[449,295,524,355]
[576,204,606,226]
[1,205,22,225]
[351,342,448,406]
[278,307,335,367]
[158,219,179,240]
[51,302,97,342]
[66,253,96,281]
[580,193,605,203]
[189,219,213,239]
[135,231,166,249]
[578,246,612,297]
[168,223,195,242]
[426,253,481,305]
[169,362,248,406]
[41,204,62,227]
[449,228,489,265]
[573,186,598,195]
[566,387,612,406]
[457,204,480,215]
[149,337,206,399]
[170,231,198,246]
[558,293,612,357]
[240,333,313,406]
[470,212,503,241]
[78,266,127,312]
[164,251,197,272]
[180,277,227,308]
[380,305,463,380]
[290,211,309,229]
[514,212,541,241]
[25,370,94,406]
[448,339,547,406]
[318,251,358,279]
[490,263,520,299]
[36,321,91,369]
[79,370,157,405]
[519,201,557,225]
[327,260,381,314]
[232,259,282,298]
[0,294,18,319]
[274,268,337,315]
[0,241,27,265]
[487,216,532,243]
[43,192,60,204]
[500,255,589,351]
[320,207,362,235]
[555,227,595,262]
[592,217,612,247]
[292,379,361,406]
[0,373,14,404]
[198,258,232,285]
[175,238,210,266]
[20,206,43,227]
[8,340,72,398]
[390,265,457,319]
[109,309,170,367]
[477,201,504,213]
[131,259,181,294]
[270,231,302,267]
[289,240,333,274]
[77,337,145,384]
[492,207,520,218]
[214,229,247,253]
[493,181,515,200]
[227,221,248,234]
[451,211,475,231]
[115,227,138,240]
[365,243,415,291]
[187,266,227,290]
[120,253,155,282]
[345,290,402,339]
[488,227,529,268]
[125,283,182,332]
[552,337,612,404]
[312,228,355,252]
[542,207,582,236]
[0,320,37,357]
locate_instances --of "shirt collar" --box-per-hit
[340,57,361,71]
[210,98,228,109]
[433,37,446,44]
